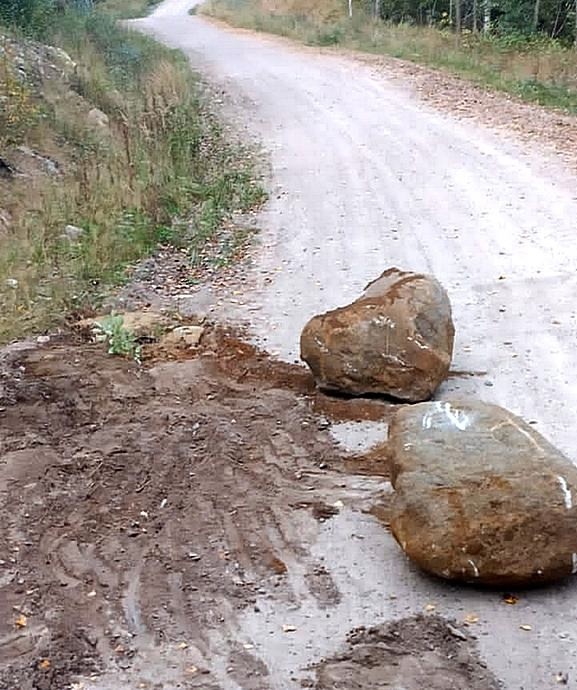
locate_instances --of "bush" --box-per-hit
[0,0,57,35]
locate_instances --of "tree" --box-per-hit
[533,0,541,29]
[455,0,462,36]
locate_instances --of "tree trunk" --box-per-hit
[455,0,462,40]
[483,0,490,34]
[473,0,478,32]
[374,0,381,19]
[533,0,540,31]
[348,0,352,18]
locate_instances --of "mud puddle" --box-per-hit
[0,327,496,689]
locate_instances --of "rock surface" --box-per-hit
[300,268,454,401]
[160,325,204,349]
[77,310,173,338]
[389,401,577,585]
[87,107,109,130]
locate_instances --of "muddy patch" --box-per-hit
[0,328,393,689]
[314,614,500,690]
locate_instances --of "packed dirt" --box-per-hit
[0,328,501,689]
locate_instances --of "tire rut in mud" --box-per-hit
[0,327,497,689]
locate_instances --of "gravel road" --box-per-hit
[133,4,577,688]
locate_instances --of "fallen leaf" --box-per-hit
[15,614,27,629]
[503,593,518,605]
[243,643,254,649]
[424,603,437,613]
[177,641,189,649]
[520,624,532,631]
[185,666,198,676]
[38,659,51,671]
[282,624,297,633]
[463,613,479,625]
[555,671,569,684]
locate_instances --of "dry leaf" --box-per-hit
[177,641,189,649]
[424,603,437,613]
[185,666,198,675]
[503,594,518,605]
[38,659,51,671]
[520,624,532,631]
[282,624,297,633]
[15,614,27,629]
[463,613,479,625]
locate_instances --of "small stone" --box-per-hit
[160,325,204,349]
[5,278,18,289]
[63,224,85,242]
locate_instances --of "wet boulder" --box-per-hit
[300,268,454,401]
[389,401,577,586]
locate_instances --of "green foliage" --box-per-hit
[0,7,265,342]
[94,313,142,362]
[0,0,57,36]
[97,0,157,19]
[368,0,577,43]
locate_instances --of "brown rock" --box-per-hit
[300,268,454,401]
[160,325,204,349]
[77,310,173,338]
[389,401,577,586]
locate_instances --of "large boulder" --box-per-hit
[389,401,577,586]
[300,268,454,401]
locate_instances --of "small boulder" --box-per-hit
[300,268,454,401]
[0,209,12,235]
[389,401,577,586]
[160,325,204,350]
[62,224,85,242]
[87,107,109,131]
[77,310,173,339]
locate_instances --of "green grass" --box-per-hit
[202,0,577,113]
[98,0,159,19]
[0,10,265,342]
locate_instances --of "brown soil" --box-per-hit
[314,614,500,690]
[0,326,496,689]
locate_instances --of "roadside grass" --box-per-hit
[0,12,265,342]
[201,0,577,113]
[98,0,158,19]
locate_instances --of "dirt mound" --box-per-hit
[314,614,500,689]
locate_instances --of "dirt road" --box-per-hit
[2,2,577,689]
[129,3,577,687]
